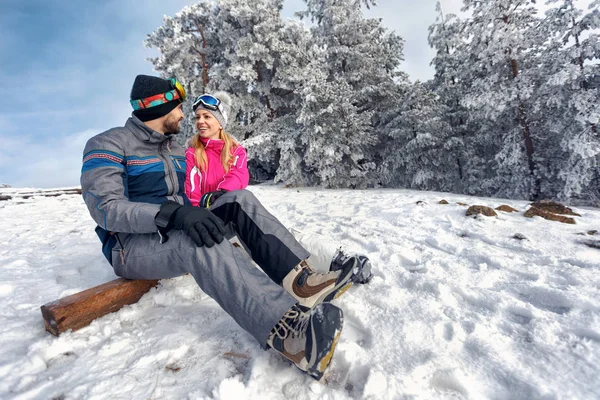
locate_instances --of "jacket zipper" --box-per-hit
[203,140,210,194]
[115,233,126,265]
[160,139,180,203]
[203,164,207,194]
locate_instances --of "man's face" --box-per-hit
[163,104,184,134]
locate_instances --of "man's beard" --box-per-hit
[163,116,181,134]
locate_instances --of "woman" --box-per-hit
[185,92,249,208]
[185,92,373,283]
[184,91,373,281]
[180,91,371,378]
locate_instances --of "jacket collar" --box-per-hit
[125,114,173,144]
[201,137,225,151]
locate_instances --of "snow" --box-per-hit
[1,185,599,399]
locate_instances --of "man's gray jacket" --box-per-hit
[80,115,188,262]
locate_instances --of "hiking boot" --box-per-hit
[330,249,373,285]
[282,259,356,308]
[267,303,344,380]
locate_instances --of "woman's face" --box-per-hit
[195,109,221,140]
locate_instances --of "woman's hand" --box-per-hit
[200,190,227,208]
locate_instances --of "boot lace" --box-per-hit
[330,249,350,270]
[301,259,337,279]
[272,306,310,340]
[300,259,316,273]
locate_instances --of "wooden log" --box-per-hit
[40,278,159,336]
[40,236,250,337]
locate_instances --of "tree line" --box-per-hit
[145,0,600,206]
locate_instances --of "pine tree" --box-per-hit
[427,2,480,193]
[538,0,600,205]
[294,0,405,188]
[145,2,225,144]
[451,0,547,200]
[145,0,315,181]
[377,80,457,191]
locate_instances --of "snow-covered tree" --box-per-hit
[426,0,600,205]
[448,0,547,200]
[537,0,600,205]
[427,3,481,193]
[145,0,315,181]
[377,81,458,191]
[144,2,218,143]
[142,0,600,205]
[293,0,405,188]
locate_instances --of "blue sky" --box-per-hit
[0,0,463,188]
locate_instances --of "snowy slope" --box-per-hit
[1,185,599,400]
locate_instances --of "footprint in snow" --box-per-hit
[505,305,534,325]
[510,286,573,315]
[342,310,373,349]
[452,287,499,314]
[430,369,470,398]
[424,236,458,255]
[574,328,600,343]
[322,356,371,396]
[443,322,455,342]
[46,351,78,368]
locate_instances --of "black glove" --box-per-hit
[155,201,225,247]
[199,190,226,209]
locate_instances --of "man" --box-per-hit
[80,75,357,380]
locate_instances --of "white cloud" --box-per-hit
[1,0,196,188]
[363,0,465,81]
[0,129,98,188]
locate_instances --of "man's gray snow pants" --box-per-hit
[110,190,309,347]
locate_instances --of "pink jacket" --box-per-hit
[185,138,249,207]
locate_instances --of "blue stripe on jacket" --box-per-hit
[126,162,164,176]
[81,150,125,173]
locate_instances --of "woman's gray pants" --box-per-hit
[110,190,309,347]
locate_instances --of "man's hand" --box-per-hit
[199,190,226,208]
[155,201,225,247]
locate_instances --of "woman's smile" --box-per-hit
[195,109,221,140]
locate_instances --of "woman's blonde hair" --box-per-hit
[190,128,239,173]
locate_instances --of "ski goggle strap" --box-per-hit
[193,94,221,111]
[130,78,187,111]
[171,78,187,102]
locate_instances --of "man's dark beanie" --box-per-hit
[130,75,181,122]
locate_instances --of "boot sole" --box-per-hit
[331,252,374,285]
[331,281,353,300]
[306,304,344,380]
[321,256,357,303]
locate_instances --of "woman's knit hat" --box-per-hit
[192,91,232,129]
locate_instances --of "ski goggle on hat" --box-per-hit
[130,78,187,111]
[193,94,221,112]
